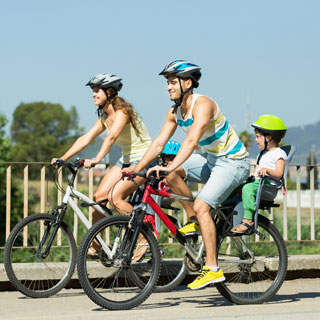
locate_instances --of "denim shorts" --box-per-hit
[115,159,139,169]
[115,159,157,170]
[182,153,250,209]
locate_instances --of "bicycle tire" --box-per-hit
[215,214,288,304]
[4,213,77,298]
[77,215,161,310]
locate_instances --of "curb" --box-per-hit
[1,255,320,292]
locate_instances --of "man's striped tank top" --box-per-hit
[176,94,248,159]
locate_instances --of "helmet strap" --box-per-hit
[171,78,190,113]
[96,105,105,117]
[256,136,273,165]
[96,90,118,117]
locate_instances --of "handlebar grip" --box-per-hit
[54,159,65,167]
[149,170,168,177]
[121,171,146,179]
[78,159,95,168]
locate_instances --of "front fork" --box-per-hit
[37,204,67,259]
[121,206,146,264]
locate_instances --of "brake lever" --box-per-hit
[121,171,135,181]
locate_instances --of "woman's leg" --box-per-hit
[108,175,150,261]
[92,165,123,224]
[87,165,124,256]
[107,175,146,215]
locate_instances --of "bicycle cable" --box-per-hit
[109,175,138,215]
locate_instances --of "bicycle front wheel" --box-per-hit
[77,215,161,310]
[215,214,288,304]
[4,213,77,298]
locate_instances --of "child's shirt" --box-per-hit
[254,147,287,178]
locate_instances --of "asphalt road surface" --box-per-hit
[1,278,320,320]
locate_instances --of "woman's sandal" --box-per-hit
[231,221,254,235]
[132,242,149,262]
[87,247,100,259]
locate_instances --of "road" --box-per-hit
[1,278,320,320]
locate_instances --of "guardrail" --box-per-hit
[1,162,319,249]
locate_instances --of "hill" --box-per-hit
[248,120,320,164]
[77,121,320,166]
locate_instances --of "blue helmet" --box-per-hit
[162,140,181,155]
[159,60,202,88]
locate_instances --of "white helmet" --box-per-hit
[159,60,201,88]
[86,73,123,92]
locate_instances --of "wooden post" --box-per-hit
[23,165,29,246]
[296,166,301,241]
[283,177,288,241]
[89,168,94,225]
[40,165,46,240]
[6,165,11,240]
[310,146,315,240]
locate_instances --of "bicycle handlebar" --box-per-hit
[53,158,96,169]
[121,170,168,183]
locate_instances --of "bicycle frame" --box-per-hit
[130,183,204,264]
[140,183,255,265]
[40,163,113,259]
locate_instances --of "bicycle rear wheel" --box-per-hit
[4,213,76,298]
[77,215,161,310]
[215,214,288,304]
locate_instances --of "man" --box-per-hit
[133,60,250,289]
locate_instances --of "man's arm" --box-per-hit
[134,108,178,172]
[165,97,215,173]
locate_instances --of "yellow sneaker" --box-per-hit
[168,221,200,238]
[179,222,201,235]
[187,266,225,290]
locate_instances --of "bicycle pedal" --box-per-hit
[159,247,166,256]
[184,231,201,237]
[254,229,266,239]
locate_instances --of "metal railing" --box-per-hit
[1,162,319,248]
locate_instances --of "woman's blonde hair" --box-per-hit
[105,87,141,135]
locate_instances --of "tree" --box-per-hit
[238,130,254,150]
[10,102,84,162]
[0,114,11,161]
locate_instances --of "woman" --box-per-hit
[51,73,152,256]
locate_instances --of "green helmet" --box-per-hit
[252,115,287,142]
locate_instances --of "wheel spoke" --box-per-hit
[77,215,161,310]
[4,214,76,298]
[215,215,287,304]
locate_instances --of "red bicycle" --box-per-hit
[76,171,287,310]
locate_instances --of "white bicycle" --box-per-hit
[4,159,112,298]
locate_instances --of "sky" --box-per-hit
[1,0,319,143]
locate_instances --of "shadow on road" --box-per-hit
[269,291,320,304]
[18,289,87,300]
[17,285,320,311]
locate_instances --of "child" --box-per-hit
[158,140,181,167]
[231,115,287,234]
[132,140,181,261]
